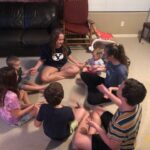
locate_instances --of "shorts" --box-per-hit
[18,76,31,89]
[92,134,111,150]
[56,66,62,71]
[70,120,78,134]
[101,111,113,132]
[46,120,78,141]
[16,113,33,126]
[92,111,113,150]
[44,64,64,72]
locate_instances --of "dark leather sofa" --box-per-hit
[0,2,61,56]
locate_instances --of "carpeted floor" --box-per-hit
[0,37,150,150]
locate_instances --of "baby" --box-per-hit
[82,47,104,74]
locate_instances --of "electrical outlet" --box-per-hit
[121,21,125,27]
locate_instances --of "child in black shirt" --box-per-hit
[34,82,86,141]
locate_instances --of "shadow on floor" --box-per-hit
[45,137,73,150]
[45,140,63,150]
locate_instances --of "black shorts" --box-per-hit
[92,111,113,150]
[45,65,63,71]
[101,111,113,132]
[92,134,111,150]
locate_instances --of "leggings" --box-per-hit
[80,72,111,105]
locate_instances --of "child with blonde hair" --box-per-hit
[83,47,104,74]
[76,46,105,84]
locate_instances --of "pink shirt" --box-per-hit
[0,91,20,125]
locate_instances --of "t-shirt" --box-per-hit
[86,57,104,75]
[105,61,128,87]
[108,105,142,150]
[40,44,71,68]
[36,104,74,140]
[86,57,104,66]
[0,91,20,125]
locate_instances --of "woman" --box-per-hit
[30,29,83,83]
[80,43,129,105]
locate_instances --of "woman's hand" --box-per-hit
[28,59,43,75]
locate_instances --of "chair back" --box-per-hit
[64,0,88,24]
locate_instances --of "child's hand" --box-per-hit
[28,67,37,75]
[87,120,100,131]
[76,62,85,69]
[103,94,109,99]
[108,87,119,93]
[33,102,43,113]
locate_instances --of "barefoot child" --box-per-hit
[34,82,86,141]
[0,67,39,126]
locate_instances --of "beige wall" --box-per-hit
[89,12,148,34]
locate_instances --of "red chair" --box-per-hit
[63,0,96,46]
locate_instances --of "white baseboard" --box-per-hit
[113,34,138,37]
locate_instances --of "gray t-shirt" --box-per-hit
[86,57,104,66]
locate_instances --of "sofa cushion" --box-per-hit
[24,3,58,29]
[0,30,23,47]
[22,30,50,46]
[0,3,24,29]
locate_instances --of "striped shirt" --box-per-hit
[108,105,142,150]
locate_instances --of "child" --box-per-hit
[0,67,39,126]
[34,82,86,141]
[6,56,47,92]
[76,47,104,85]
[82,47,104,74]
[72,78,147,150]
